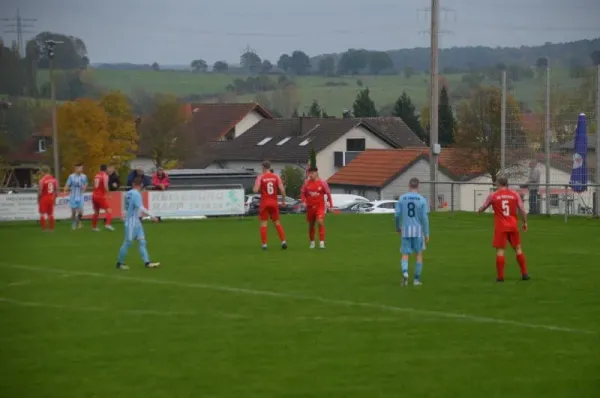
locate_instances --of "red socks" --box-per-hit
[318,225,325,241]
[309,226,315,241]
[496,255,505,280]
[40,216,46,230]
[105,213,112,227]
[91,213,99,228]
[48,216,54,230]
[275,224,286,241]
[516,253,528,275]
[260,225,267,244]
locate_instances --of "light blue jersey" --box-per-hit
[66,173,88,209]
[123,189,146,241]
[395,192,430,255]
[117,188,157,268]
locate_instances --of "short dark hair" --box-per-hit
[132,176,144,187]
[100,164,107,171]
[496,175,508,187]
[75,163,83,167]
[270,169,274,173]
[308,167,318,172]
[262,160,271,170]
[409,177,420,189]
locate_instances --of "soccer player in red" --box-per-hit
[478,175,530,282]
[91,164,114,231]
[301,167,333,249]
[253,161,287,250]
[38,166,57,231]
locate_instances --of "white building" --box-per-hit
[205,117,426,180]
[327,149,580,213]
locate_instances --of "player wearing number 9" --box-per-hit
[478,175,530,282]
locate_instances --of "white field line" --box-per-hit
[0,262,596,335]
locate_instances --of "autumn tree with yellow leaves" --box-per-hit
[454,86,525,182]
[56,92,138,182]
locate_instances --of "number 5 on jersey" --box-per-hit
[501,200,509,216]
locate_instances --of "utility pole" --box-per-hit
[595,65,600,217]
[47,40,63,184]
[429,0,440,211]
[544,60,551,216]
[1,8,37,57]
[501,70,507,174]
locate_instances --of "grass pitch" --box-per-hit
[1,213,599,397]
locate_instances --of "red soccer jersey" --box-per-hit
[301,179,333,208]
[481,188,525,232]
[255,172,283,205]
[92,171,109,196]
[39,175,58,198]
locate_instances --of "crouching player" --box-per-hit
[116,177,160,270]
[478,175,530,282]
[395,178,429,286]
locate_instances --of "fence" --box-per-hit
[380,181,599,221]
[503,65,599,218]
[0,184,246,221]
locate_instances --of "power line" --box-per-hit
[0,8,37,57]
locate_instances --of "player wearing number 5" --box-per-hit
[38,166,58,232]
[395,178,429,286]
[478,175,530,282]
[253,161,287,250]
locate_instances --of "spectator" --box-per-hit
[107,165,120,191]
[527,160,540,214]
[152,167,170,191]
[127,167,151,189]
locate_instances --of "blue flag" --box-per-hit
[569,113,588,193]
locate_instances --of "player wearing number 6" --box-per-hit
[253,161,287,250]
[395,178,429,286]
[91,165,114,231]
[478,175,530,282]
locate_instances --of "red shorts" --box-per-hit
[493,229,521,249]
[259,204,280,221]
[38,196,55,215]
[306,205,325,223]
[92,196,110,211]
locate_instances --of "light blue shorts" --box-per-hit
[124,222,145,242]
[401,237,425,255]
[69,197,84,210]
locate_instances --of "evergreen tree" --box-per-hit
[309,148,317,169]
[392,91,426,142]
[291,108,299,118]
[308,100,323,117]
[352,88,378,117]
[438,86,456,146]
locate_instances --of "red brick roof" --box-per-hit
[8,137,47,164]
[327,148,487,187]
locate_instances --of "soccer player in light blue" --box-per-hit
[116,177,160,270]
[64,163,88,230]
[395,177,430,286]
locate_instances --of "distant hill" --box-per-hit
[313,38,600,72]
[92,63,190,71]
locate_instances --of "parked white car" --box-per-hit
[328,194,369,208]
[362,200,397,214]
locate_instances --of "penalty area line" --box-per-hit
[0,262,596,335]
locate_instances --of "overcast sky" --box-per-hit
[2,0,599,65]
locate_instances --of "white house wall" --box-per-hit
[234,111,264,138]
[381,159,459,210]
[316,126,393,180]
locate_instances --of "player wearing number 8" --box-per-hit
[478,175,530,282]
[395,178,429,286]
[253,161,287,250]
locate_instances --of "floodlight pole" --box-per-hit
[47,40,63,184]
